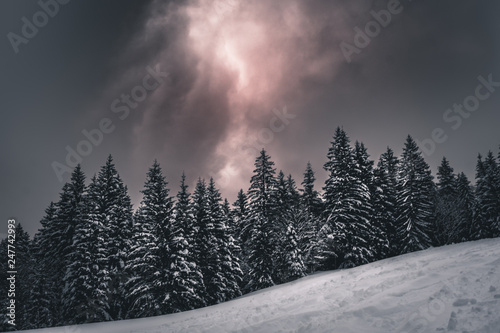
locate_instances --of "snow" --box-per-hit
[20,238,500,333]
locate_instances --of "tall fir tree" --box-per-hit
[206,178,243,302]
[273,172,307,283]
[65,156,133,323]
[473,153,500,238]
[244,149,278,291]
[125,161,173,318]
[298,163,323,271]
[372,147,399,258]
[455,172,475,242]
[395,136,435,254]
[434,157,462,245]
[232,189,251,288]
[36,164,87,325]
[320,128,375,269]
[167,173,206,312]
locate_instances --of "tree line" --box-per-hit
[1,127,499,330]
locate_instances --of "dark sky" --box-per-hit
[1,0,500,237]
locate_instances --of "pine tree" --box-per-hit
[63,174,109,324]
[372,147,399,258]
[273,172,308,283]
[244,149,278,291]
[30,202,58,327]
[298,163,322,271]
[167,173,206,312]
[473,153,500,238]
[281,224,307,282]
[353,141,385,262]
[434,157,461,245]
[206,178,243,302]
[455,172,475,242]
[232,189,251,288]
[36,164,86,325]
[395,136,435,254]
[24,238,52,329]
[65,156,133,323]
[320,128,375,269]
[125,160,173,318]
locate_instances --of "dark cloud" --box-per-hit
[1,0,499,237]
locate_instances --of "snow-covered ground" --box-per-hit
[22,238,500,333]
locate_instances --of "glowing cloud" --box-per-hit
[117,0,353,195]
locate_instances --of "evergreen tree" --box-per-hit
[30,202,58,327]
[455,172,475,242]
[273,172,308,283]
[244,149,278,291]
[206,178,243,302]
[63,174,109,324]
[353,141,386,261]
[298,163,323,271]
[232,189,251,288]
[167,173,206,312]
[473,153,500,238]
[65,156,133,323]
[434,157,461,245]
[372,147,399,258]
[125,161,173,318]
[320,128,375,269]
[24,239,52,329]
[395,136,435,254]
[36,164,86,325]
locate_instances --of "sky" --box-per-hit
[1,0,500,237]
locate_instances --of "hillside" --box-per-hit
[21,238,500,333]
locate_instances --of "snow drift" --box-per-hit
[20,238,500,333]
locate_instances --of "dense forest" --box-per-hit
[1,127,499,331]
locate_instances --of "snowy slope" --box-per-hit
[21,238,500,333]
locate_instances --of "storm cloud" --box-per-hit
[1,0,499,236]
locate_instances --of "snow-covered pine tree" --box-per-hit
[320,128,375,269]
[232,189,251,288]
[190,178,215,304]
[69,155,133,322]
[36,164,86,325]
[245,149,278,291]
[372,147,399,258]
[30,202,57,327]
[353,141,386,262]
[298,163,323,271]
[125,160,173,318]
[24,238,53,329]
[395,136,435,254]
[167,173,206,312]
[272,172,307,283]
[473,153,500,238]
[455,172,475,242]
[206,178,243,302]
[434,157,462,245]
[97,156,133,320]
[63,174,109,324]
